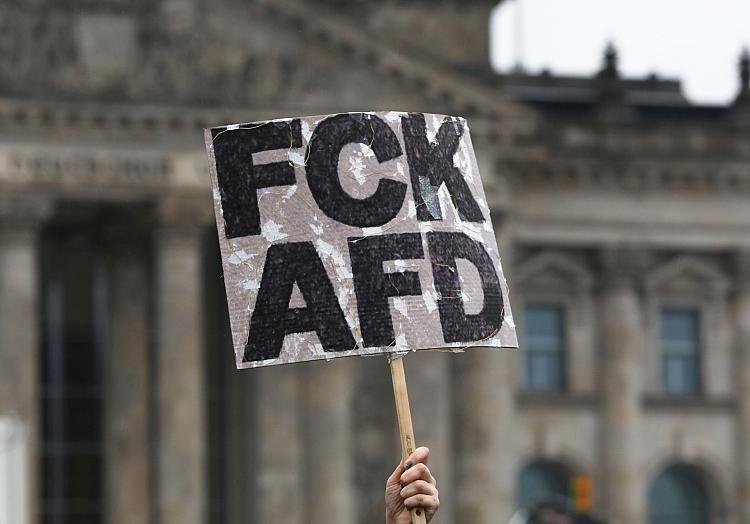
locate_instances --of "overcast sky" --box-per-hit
[490,0,750,105]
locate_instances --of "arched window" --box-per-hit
[517,461,570,510]
[648,465,709,524]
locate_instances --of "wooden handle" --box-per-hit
[389,356,428,524]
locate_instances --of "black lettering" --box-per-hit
[402,113,485,222]
[244,241,356,362]
[426,232,503,343]
[212,120,302,239]
[307,113,406,227]
[348,233,424,347]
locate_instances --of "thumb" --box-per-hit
[386,460,406,488]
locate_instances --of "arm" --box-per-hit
[385,446,440,524]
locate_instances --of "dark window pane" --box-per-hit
[63,340,98,385]
[41,225,106,524]
[65,397,102,442]
[66,453,103,501]
[524,305,565,392]
[660,309,700,395]
[662,310,699,343]
[526,306,564,338]
[67,512,100,524]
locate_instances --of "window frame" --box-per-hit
[522,303,568,393]
[658,307,703,396]
[643,256,728,399]
[514,250,595,396]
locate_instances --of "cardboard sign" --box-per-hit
[205,112,517,369]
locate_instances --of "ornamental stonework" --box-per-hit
[0,0,296,106]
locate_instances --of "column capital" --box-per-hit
[598,245,650,289]
[0,194,54,239]
[156,194,213,228]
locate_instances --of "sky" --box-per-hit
[490,0,750,105]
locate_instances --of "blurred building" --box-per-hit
[1,1,750,523]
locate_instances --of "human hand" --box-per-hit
[385,446,439,524]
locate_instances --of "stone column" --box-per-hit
[453,218,516,524]
[408,351,454,522]
[306,358,355,524]
[736,252,750,524]
[453,348,515,522]
[256,365,305,524]
[104,220,151,524]
[354,358,398,524]
[598,248,646,524]
[0,196,50,524]
[156,197,209,524]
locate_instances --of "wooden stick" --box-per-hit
[389,355,428,524]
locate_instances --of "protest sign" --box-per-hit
[205,111,517,369]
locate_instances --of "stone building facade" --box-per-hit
[1,1,749,523]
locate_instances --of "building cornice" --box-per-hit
[500,155,750,195]
[0,97,277,136]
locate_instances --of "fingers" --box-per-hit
[400,479,437,499]
[386,460,405,488]
[388,447,429,491]
[403,446,430,469]
[396,447,440,521]
[401,479,440,517]
[403,493,440,512]
[400,461,436,487]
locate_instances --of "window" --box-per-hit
[648,465,709,524]
[41,227,107,524]
[517,461,569,510]
[205,239,233,524]
[524,305,566,392]
[660,309,701,395]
